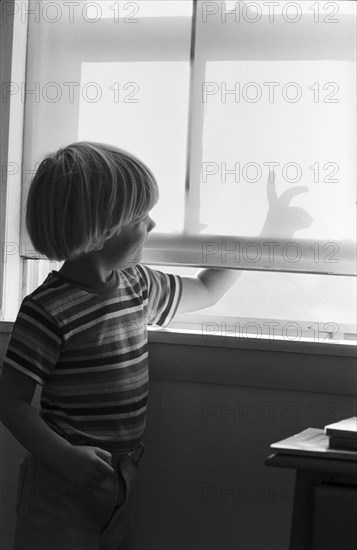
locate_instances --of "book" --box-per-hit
[324,417,357,439]
[270,428,357,461]
[329,436,357,451]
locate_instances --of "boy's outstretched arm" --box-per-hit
[176,268,242,313]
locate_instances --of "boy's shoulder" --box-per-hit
[25,266,146,306]
[121,264,152,288]
[19,271,74,319]
[21,266,151,312]
[24,270,70,303]
[120,264,143,281]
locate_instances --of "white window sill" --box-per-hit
[148,326,357,357]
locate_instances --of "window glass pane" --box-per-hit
[78,61,190,232]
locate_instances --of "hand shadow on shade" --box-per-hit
[260,171,313,239]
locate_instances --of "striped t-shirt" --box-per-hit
[3,265,182,452]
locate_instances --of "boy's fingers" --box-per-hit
[95,448,113,464]
[93,448,115,476]
[96,458,115,477]
[95,447,112,460]
[91,448,114,477]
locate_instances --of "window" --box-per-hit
[2,1,356,343]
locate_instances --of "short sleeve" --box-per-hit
[2,297,62,386]
[136,265,183,328]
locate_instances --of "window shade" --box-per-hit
[20,1,356,276]
[20,0,192,245]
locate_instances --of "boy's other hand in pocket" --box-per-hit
[57,445,114,491]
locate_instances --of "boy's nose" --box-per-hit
[148,217,156,232]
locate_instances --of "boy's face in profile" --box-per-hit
[97,213,156,270]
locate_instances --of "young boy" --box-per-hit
[0,142,239,550]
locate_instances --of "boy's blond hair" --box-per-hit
[26,142,159,261]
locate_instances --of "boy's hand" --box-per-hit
[56,445,115,491]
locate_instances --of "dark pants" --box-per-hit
[13,443,145,550]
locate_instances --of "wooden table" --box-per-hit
[265,452,357,550]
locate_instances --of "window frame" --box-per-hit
[0,0,28,321]
[147,324,357,357]
[0,0,15,313]
[2,1,356,348]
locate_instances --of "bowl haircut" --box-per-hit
[26,142,159,261]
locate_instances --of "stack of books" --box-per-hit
[270,427,357,460]
[325,417,357,451]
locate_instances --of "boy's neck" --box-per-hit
[59,256,114,287]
